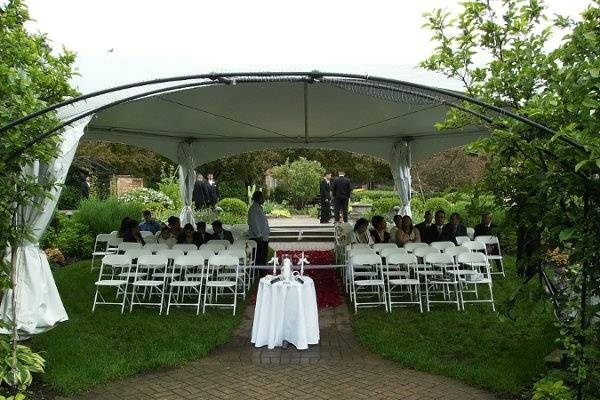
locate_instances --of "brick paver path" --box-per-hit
[70,302,497,400]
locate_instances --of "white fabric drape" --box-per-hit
[0,116,92,337]
[177,142,196,226]
[390,141,412,217]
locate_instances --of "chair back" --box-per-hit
[156,249,185,260]
[220,248,247,264]
[351,243,371,250]
[462,240,487,253]
[172,243,198,253]
[455,236,471,245]
[95,233,113,244]
[348,248,376,258]
[137,255,169,279]
[118,242,142,252]
[207,239,230,248]
[457,252,489,274]
[143,236,158,244]
[200,243,226,253]
[444,246,470,258]
[143,243,169,253]
[424,253,455,265]
[466,227,475,240]
[430,241,455,251]
[124,249,153,259]
[173,255,202,268]
[404,242,430,253]
[372,243,398,253]
[140,230,154,238]
[352,254,382,267]
[380,247,407,259]
[208,254,239,267]
[413,246,440,259]
[474,235,493,243]
[386,253,418,266]
[102,254,131,267]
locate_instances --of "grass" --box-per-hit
[351,257,558,397]
[31,260,245,396]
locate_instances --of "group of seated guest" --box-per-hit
[422,210,467,245]
[392,215,421,246]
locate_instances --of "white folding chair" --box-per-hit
[475,236,504,276]
[207,239,231,249]
[219,248,248,297]
[413,246,441,269]
[462,240,488,255]
[143,236,158,244]
[431,241,456,252]
[379,247,408,259]
[91,233,117,271]
[403,242,430,253]
[129,255,169,314]
[455,236,471,245]
[92,255,131,313]
[200,243,227,254]
[466,227,475,240]
[346,247,377,292]
[156,249,185,261]
[172,243,199,254]
[140,230,154,238]
[422,253,461,311]
[166,255,205,315]
[124,248,153,260]
[455,252,495,311]
[203,255,239,315]
[372,243,398,254]
[118,242,143,253]
[350,254,388,313]
[385,253,422,312]
[444,245,470,261]
[143,243,170,254]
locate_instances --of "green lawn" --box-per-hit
[31,260,245,396]
[351,257,558,397]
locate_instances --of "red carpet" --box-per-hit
[250,250,343,309]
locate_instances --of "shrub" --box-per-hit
[57,185,82,210]
[262,200,277,215]
[269,208,291,218]
[352,190,397,202]
[217,211,246,225]
[217,198,248,218]
[424,197,453,214]
[157,169,183,210]
[218,180,247,201]
[73,197,145,239]
[119,187,174,210]
[271,157,324,208]
[367,197,401,220]
[41,214,94,259]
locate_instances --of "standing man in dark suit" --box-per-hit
[415,210,433,240]
[442,212,468,245]
[332,171,352,223]
[207,173,219,208]
[193,174,210,210]
[424,209,446,244]
[80,176,91,199]
[319,172,332,223]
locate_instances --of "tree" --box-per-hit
[271,157,325,208]
[421,1,600,397]
[0,0,78,393]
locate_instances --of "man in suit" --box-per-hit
[442,212,468,245]
[424,209,446,244]
[209,220,234,244]
[207,173,219,207]
[332,171,352,223]
[474,212,497,237]
[80,176,91,199]
[415,210,433,240]
[319,172,332,223]
[194,221,211,246]
[193,174,210,210]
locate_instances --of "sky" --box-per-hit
[19,0,594,94]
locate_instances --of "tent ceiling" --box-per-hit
[83,76,488,165]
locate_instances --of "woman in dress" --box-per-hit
[123,219,145,245]
[370,215,391,243]
[177,223,197,244]
[351,218,373,245]
[393,215,421,247]
[157,226,177,248]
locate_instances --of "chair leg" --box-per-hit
[92,287,99,312]
[489,282,496,311]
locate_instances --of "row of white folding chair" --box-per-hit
[474,236,504,276]
[91,234,123,270]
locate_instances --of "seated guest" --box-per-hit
[118,217,131,238]
[177,223,197,244]
[424,209,446,244]
[415,210,433,240]
[442,212,468,245]
[138,210,161,234]
[157,226,176,247]
[209,220,234,243]
[194,221,211,246]
[394,215,421,246]
[474,212,497,237]
[167,216,182,237]
[389,215,402,239]
[351,218,373,245]
[123,219,145,245]
[370,215,391,243]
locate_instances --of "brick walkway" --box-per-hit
[70,303,497,400]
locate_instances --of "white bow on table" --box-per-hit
[268,256,279,275]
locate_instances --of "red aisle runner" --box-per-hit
[250,250,343,309]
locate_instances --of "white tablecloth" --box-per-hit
[251,276,319,350]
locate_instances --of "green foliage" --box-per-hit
[0,336,45,391]
[423,197,453,214]
[119,187,174,216]
[352,190,397,203]
[40,214,93,259]
[271,157,324,209]
[217,198,248,218]
[157,166,182,210]
[367,198,401,220]
[421,0,600,395]
[246,184,257,206]
[217,180,247,201]
[30,260,245,395]
[56,185,82,210]
[532,375,573,400]
[73,198,145,239]
[268,208,291,218]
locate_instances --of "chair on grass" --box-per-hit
[203,255,240,315]
[207,239,231,249]
[413,246,440,269]
[346,247,377,292]
[91,233,117,271]
[118,242,142,253]
[422,253,461,311]
[372,243,398,254]
[166,255,205,315]
[350,254,387,313]
[430,241,456,252]
[475,236,505,276]
[172,243,199,253]
[456,252,495,311]
[462,240,488,255]
[129,255,169,314]
[403,242,430,253]
[455,236,471,245]
[379,247,407,260]
[385,253,422,312]
[92,255,131,313]
[218,248,248,297]
[444,245,470,261]
[143,243,169,253]
[200,243,227,254]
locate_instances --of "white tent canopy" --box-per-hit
[2,72,491,336]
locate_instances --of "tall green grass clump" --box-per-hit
[73,197,145,239]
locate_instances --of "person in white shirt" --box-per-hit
[351,218,374,245]
[248,191,270,265]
